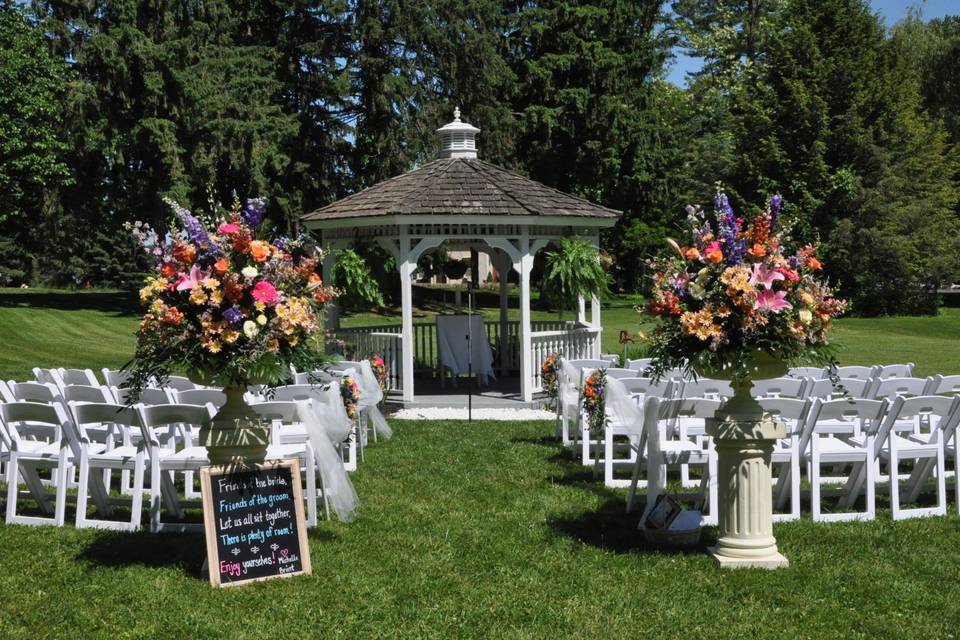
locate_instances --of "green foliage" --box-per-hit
[333,248,385,309]
[543,237,610,317]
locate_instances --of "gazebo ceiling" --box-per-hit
[301,158,621,225]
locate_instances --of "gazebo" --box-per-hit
[301,109,621,403]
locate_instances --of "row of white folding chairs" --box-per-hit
[616,360,919,381]
[607,387,960,523]
[0,399,330,532]
[33,367,205,393]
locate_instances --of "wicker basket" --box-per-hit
[641,525,702,548]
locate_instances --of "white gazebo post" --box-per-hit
[495,250,511,377]
[590,233,602,357]
[398,229,416,403]
[517,234,534,402]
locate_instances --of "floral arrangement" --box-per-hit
[341,375,361,420]
[541,353,560,409]
[582,369,607,434]
[124,197,337,397]
[644,189,847,383]
[370,354,389,392]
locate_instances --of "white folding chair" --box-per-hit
[596,377,672,487]
[929,374,960,397]
[758,397,809,522]
[111,386,173,406]
[172,388,227,409]
[800,398,887,522]
[875,363,915,379]
[69,402,146,531]
[675,378,733,487]
[629,396,720,526]
[250,400,321,525]
[135,403,214,533]
[751,377,806,399]
[58,368,100,387]
[833,365,880,380]
[788,366,825,379]
[6,381,63,441]
[625,358,652,373]
[4,401,108,526]
[32,367,65,390]
[101,368,131,387]
[272,384,359,472]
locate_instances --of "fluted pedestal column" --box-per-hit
[705,385,789,569]
[199,386,270,465]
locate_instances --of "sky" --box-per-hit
[666,0,958,86]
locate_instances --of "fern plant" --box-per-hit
[543,237,610,320]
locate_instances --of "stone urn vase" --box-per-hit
[187,369,271,466]
[696,350,790,569]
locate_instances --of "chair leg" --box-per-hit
[811,450,822,522]
[76,457,91,526]
[603,430,615,486]
[626,448,643,514]
[150,463,162,533]
[53,455,69,527]
[304,448,317,527]
[890,451,901,520]
[130,461,145,531]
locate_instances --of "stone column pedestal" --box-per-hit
[705,395,789,569]
[198,386,270,466]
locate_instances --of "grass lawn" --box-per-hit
[1,289,960,637]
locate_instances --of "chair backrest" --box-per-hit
[804,378,835,399]
[102,368,131,387]
[0,380,14,403]
[59,368,99,386]
[604,368,639,380]
[173,388,227,409]
[835,377,873,399]
[833,365,879,380]
[69,401,141,444]
[618,377,672,400]
[156,375,196,391]
[756,397,810,434]
[751,377,806,399]
[0,401,75,453]
[869,377,931,401]
[294,369,338,385]
[601,353,620,365]
[135,403,213,449]
[8,380,61,404]
[329,361,364,372]
[645,397,722,454]
[788,366,826,379]
[626,358,652,373]
[799,397,887,454]
[33,367,65,389]
[930,374,960,397]
[112,386,172,406]
[678,378,733,400]
[270,384,331,403]
[564,359,611,372]
[875,363,915,379]
[62,384,114,405]
[875,395,960,456]
[250,400,302,423]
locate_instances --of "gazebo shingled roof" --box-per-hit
[302,158,621,222]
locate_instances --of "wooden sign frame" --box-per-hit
[200,458,312,588]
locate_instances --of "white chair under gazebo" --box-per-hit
[301,109,621,405]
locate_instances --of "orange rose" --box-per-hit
[214,258,230,275]
[806,257,821,271]
[706,247,724,263]
[162,306,184,325]
[683,247,701,261]
[160,262,177,278]
[250,240,271,262]
[224,278,244,304]
[747,243,766,258]
[172,242,196,265]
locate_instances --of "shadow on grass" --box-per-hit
[0,290,139,316]
[547,497,716,556]
[78,530,207,578]
[509,435,558,447]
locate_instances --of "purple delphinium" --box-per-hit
[714,192,744,264]
[788,256,799,270]
[770,194,783,231]
[223,307,244,327]
[242,197,267,228]
[164,198,219,263]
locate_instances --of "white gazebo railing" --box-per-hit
[331,319,596,395]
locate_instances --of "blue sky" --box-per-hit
[666,0,958,86]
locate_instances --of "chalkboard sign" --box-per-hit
[200,459,312,587]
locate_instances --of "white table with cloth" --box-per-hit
[436,314,496,387]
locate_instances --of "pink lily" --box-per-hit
[749,263,785,290]
[754,289,793,313]
[175,264,203,292]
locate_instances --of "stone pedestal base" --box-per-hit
[199,386,270,465]
[705,384,790,570]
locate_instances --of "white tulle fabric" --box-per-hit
[296,393,359,522]
[355,360,393,439]
[604,377,645,436]
[559,359,581,411]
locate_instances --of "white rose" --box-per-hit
[241,266,258,279]
[257,314,268,326]
[243,320,259,338]
[798,309,813,325]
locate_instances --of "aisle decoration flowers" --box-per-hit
[644,189,847,383]
[582,369,607,434]
[341,375,361,420]
[541,353,560,409]
[124,197,338,398]
[370,355,389,392]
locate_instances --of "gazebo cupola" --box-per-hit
[302,109,621,403]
